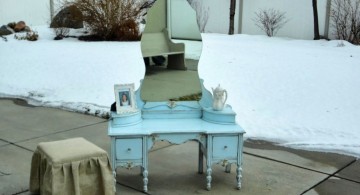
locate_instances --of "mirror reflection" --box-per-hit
[140,0,202,102]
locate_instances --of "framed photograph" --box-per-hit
[114,83,137,114]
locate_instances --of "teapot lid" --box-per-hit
[214,84,224,92]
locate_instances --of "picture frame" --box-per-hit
[114,83,137,114]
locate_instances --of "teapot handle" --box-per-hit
[223,90,228,105]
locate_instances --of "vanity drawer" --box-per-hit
[212,136,238,159]
[115,138,143,160]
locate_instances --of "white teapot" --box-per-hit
[212,84,228,111]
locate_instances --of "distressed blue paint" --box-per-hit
[202,105,237,124]
[108,80,245,192]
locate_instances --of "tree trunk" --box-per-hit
[229,0,236,35]
[313,0,320,40]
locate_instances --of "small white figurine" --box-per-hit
[212,84,227,111]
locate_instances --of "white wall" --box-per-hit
[0,0,51,26]
[169,0,241,39]
[0,0,334,40]
[201,0,240,34]
[184,0,329,40]
[241,0,328,39]
[169,0,201,40]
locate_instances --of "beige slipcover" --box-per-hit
[29,137,115,195]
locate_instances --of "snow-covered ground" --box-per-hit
[1,26,359,158]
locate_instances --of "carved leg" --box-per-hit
[113,169,117,179]
[198,142,203,174]
[111,137,117,189]
[236,134,244,190]
[206,168,212,191]
[143,169,148,192]
[140,167,144,176]
[112,168,117,193]
[142,135,148,192]
[225,163,231,173]
[206,135,212,190]
[113,170,117,186]
[236,166,242,190]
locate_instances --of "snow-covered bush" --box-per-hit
[54,27,70,40]
[61,0,155,41]
[14,31,39,41]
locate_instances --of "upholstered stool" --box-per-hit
[30,137,115,195]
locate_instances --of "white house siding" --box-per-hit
[168,0,201,40]
[169,0,241,39]
[0,0,352,40]
[171,0,328,40]
[201,0,241,34]
[0,0,50,26]
[240,0,328,40]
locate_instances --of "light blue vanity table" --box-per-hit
[108,81,245,192]
[108,1,245,192]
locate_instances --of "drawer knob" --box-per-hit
[224,146,228,149]
[127,148,131,152]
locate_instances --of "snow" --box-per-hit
[0,27,145,117]
[1,26,359,158]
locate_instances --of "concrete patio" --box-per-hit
[1,98,359,195]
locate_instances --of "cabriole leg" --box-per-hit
[225,163,231,173]
[236,166,242,190]
[143,169,148,192]
[198,142,203,174]
[206,168,212,191]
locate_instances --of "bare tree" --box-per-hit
[331,0,360,44]
[253,9,288,37]
[187,0,209,32]
[313,0,321,40]
[229,0,236,34]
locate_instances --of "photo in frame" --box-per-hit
[114,83,137,114]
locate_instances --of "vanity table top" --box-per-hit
[108,118,245,136]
